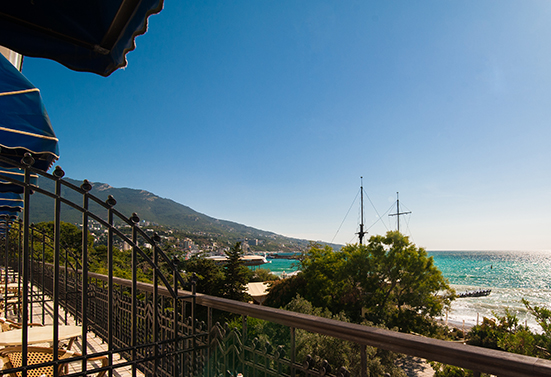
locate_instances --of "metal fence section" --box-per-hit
[0,154,200,377]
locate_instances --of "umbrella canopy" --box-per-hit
[0,53,58,172]
[0,192,23,211]
[0,215,17,236]
[0,166,38,193]
[0,0,164,77]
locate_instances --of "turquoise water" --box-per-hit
[257,251,551,330]
[429,251,551,329]
[252,258,301,276]
[429,251,551,290]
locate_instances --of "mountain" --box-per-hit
[29,177,327,251]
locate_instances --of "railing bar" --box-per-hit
[21,162,33,377]
[21,165,33,374]
[208,306,212,377]
[64,236,68,325]
[131,221,138,377]
[191,275,197,377]
[3,222,8,322]
[108,204,114,377]
[29,225,34,322]
[172,256,179,377]
[360,344,367,377]
[290,327,295,377]
[17,217,22,323]
[41,229,46,324]
[81,188,89,372]
[153,234,159,376]
[52,173,63,373]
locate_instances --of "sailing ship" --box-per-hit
[356,177,411,244]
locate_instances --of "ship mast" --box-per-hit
[389,192,411,232]
[357,177,367,245]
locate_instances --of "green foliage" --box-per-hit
[466,309,533,353]
[30,222,88,264]
[32,177,316,253]
[182,255,225,296]
[430,363,490,377]
[268,231,454,334]
[523,299,551,356]
[264,273,308,309]
[223,242,251,301]
[436,304,551,377]
[286,296,405,376]
[182,245,252,301]
[249,268,279,282]
[33,221,84,251]
[357,232,454,329]
[466,317,503,350]
[231,295,405,376]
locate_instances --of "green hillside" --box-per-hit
[29,177,328,251]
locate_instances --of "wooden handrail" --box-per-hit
[80,269,551,377]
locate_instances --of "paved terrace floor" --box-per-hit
[2,288,143,377]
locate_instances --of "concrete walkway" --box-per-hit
[396,355,435,377]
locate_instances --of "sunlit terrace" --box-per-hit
[1,2,551,377]
[0,155,550,376]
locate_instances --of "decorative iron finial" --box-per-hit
[130,213,140,224]
[53,166,65,178]
[152,233,161,242]
[105,195,116,207]
[21,152,35,166]
[80,179,92,192]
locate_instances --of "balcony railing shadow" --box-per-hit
[1,155,551,377]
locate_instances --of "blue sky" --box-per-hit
[21,1,551,251]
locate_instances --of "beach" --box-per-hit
[259,250,551,332]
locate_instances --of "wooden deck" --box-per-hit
[2,287,143,377]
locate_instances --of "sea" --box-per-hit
[258,251,551,331]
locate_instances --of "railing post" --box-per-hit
[106,194,116,377]
[3,222,9,322]
[152,233,160,377]
[21,153,36,376]
[191,276,196,376]
[360,344,367,377]
[130,212,139,377]
[290,327,296,377]
[17,217,22,323]
[172,255,180,377]
[80,179,92,373]
[29,224,34,322]
[243,315,248,344]
[207,306,212,377]
[53,166,64,368]
[41,228,46,324]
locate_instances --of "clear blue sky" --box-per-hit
[21,1,551,251]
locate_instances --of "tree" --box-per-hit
[250,268,279,282]
[222,242,250,301]
[266,231,454,333]
[240,295,405,376]
[355,231,454,330]
[182,255,225,297]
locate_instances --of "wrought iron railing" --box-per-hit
[2,154,551,377]
[0,154,199,377]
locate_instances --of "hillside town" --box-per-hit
[83,218,308,260]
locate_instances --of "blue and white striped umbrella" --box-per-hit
[0,53,59,172]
